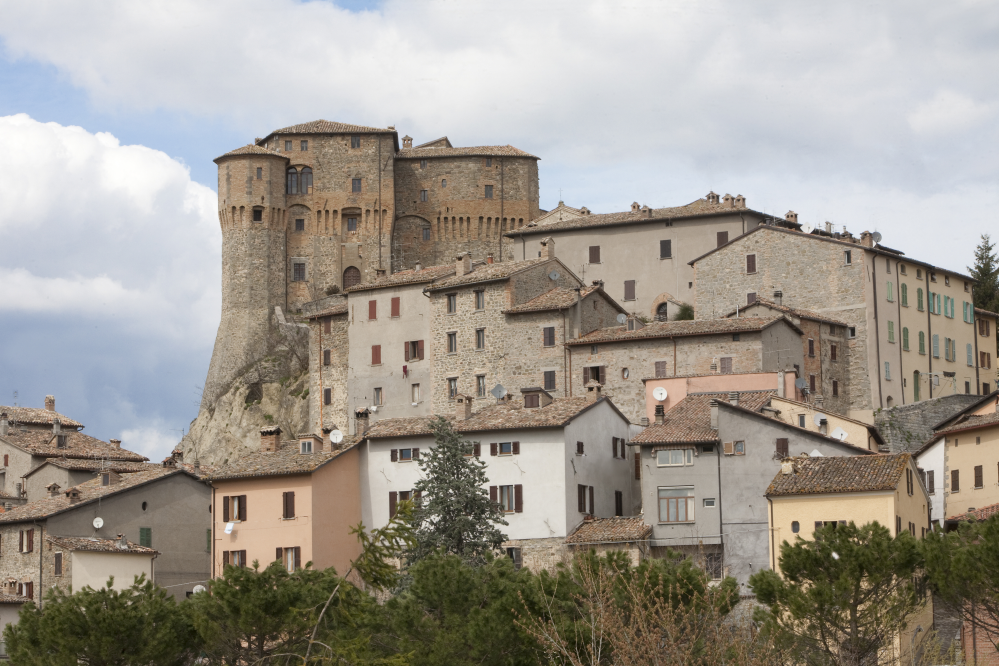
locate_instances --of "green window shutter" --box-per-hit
[903,327,909,350]
[919,331,925,354]
[139,528,152,548]
[917,288,924,311]
[206,528,211,553]
[887,281,893,302]
[968,343,974,366]
[901,283,908,306]
[888,320,895,342]
[933,334,939,358]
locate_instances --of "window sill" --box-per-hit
[371,364,382,367]
[474,348,484,352]
[446,312,457,316]
[658,521,696,525]
[660,256,673,260]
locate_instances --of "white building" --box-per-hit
[360,387,640,570]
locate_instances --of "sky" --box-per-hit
[0,0,996,462]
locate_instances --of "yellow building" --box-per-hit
[934,411,999,520]
[769,396,883,451]
[977,308,998,395]
[765,453,932,664]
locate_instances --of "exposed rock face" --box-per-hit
[181,311,311,466]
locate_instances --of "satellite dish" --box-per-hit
[93,517,103,529]
[369,405,378,413]
[490,384,507,400]
[548,270,560,280]
[813,413,825,427]
[653,387,668,401]
[872,231,883,244]
[616,313,628,324]
[802,223,814,234]
[831,427,848,441]
[329,430,343,444]
[192,585,206,594]
[794,378,808,390]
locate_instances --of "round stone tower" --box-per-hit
[202,144,290,409]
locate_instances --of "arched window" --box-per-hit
[656,303,669,322]
[286,168,298,194]
[301,167,313,194]
[343,266,361,289]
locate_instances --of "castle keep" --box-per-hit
[205,121,540,408]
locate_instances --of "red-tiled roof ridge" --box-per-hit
[0,406,83,429]
[266,120,394,136]
[207,439,361,482]
[397,145,538,160]
[343,264,456,293]
[765,453,911,496]
[565,315,801,346]
[0,430,147,462]
[935,411,999,438]
[631,391,776,445]
[721,296,847,326]
[214,144,286,163]
[46,535,157,555]
[566,516,652,544]
[948,502,999,522]
[501,285,626,315]
[424,257,569,291]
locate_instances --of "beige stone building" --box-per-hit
[692,224,984,419]
[978,307,998,394]
[565,316,805,423]
[506,192,796,318]
[768,396,884,452]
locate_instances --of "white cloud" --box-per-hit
[0,114,220,341]
[908,90,995,135]
[119,423,181,461]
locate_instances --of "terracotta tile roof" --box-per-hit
[207,439,359,482]
[502,285,620,314]
[46,535,157,555]
[566,517,651,544]
[976,307,999,319]
[425,257,549,291]
[534,202,586,226]
[214,144,286,162]
[0,467,194,524]
[0,406,82,429]
[0,594,29,604]
[509,197,768,236]
[302,295,348,319]
[948,502,999,522]
[397,145,538,159]
[24,459,152,478]
[722,297,847,327]
[936,411,999,437]
[566,315,797,346]
[0,430,147,462]
[765,453,910,496]
[268,120,392,135]
[631,391,775,445]
[366,397,619,439]
[344,264,455,293]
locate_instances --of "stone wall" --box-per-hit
[502,536,573,572]
[307,305,350,436]
[875,394,984,453]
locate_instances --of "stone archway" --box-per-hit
[391,214,436,273]
[343,266,361,289]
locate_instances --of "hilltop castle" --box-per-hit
[204,121,540,409]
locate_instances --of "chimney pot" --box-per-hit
[709,399,719,430]
[785,211,798,225]
[109,439,121,449]
[259,426,282,453]
[860,231,874,248]
[402,135,413,149]
[486,254,494,264]
[0,412,7,437]
[45,395,55,412]
[414,261,422,272]
[723,193,734,208]
[654,404,665,426]
[706,191,719,204]
[729,391,739,407]
[355,410,370,436]
[540,237,555,260]
[631,202,640,213]
[456,395,473,421]
[585,382,602,404]
[46,483,61,497]
[119,533,128,549]
[455,253,472,276]
[735,194,746,209]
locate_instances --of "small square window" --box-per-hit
[293,263,306,282]
[485,185,494,199]
[448,378,458,398]
[844,250,852,265]
[422,227,431,241]
[475,290,485,310]
[544,370,556,391]
[703,498,716,508]
[590,344,598,355]
[399,448,413,461]
[300,140,308,151]
[945,275,950,286]
[285,140,292,151]
[301,439,313,454]
[253,208,263,222]
[295,218,305,232]
[412,384,420,403]
[256,167,262,179]
[441,179,447,188]
[420,189,428,202]
[499,442,513,455]
[732,333,740,341]
[848,327,856,338]
[420,159,427,169]
[351,136,361,149]
[352,178,362,193]
[577,441,585,455]
[347,217,358,232]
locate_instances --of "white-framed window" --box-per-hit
[411,384,420,403]
[656,449,693,467]
[658,486,695,523]
[399,448,414,462]
[373,387,383,406]
[447,377,458,399]
[300,439,312,454]
[499,485,515,512]
[703,498,716,508]
[499,442,514,455]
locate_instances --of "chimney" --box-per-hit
[729,391,739,407]
[784,211,798,225]
[735,194,746,209]
[118,534,128,549]
[574,287,583,339]
[580,207,590,215]
[355,410,370,437]
[773,290,783,306]
[640,204,652,217]
[45,395,55,412]
[15,483,22,497]
[722,193,734,208]
[66,488,81,504]
[52,418,61,436]
[402,135,413,149]
[486,254,494,264]
[654,404,665,426]
[46,483,61,497]
[777,370,785,398]
[815,395,824,409]
[322,427,332,451]
[825,221,833,234]
[414,261,422,272]
[630,202,640,213]
[456,395,473,420]
[0,412,7,437]
[260,426,282,453]
[781,460,794,475]
[193,458,201,473]
[860,231,874,248]
[540,237,555,259]
[706,191,720,204]
[172,449,183,463]
[455,253,471,276]
[709,399,719,430]
[585,381,602,404]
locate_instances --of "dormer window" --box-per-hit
[524,394,539,408]
[300,439,312,454]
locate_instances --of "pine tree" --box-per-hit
[409,416,508,564]
[969,234,999,315]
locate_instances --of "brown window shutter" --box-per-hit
[368,300,377,319]
[720,357,732,374]
[490,442,498,456]
[417,340,425,360]
[717,231,729,247]
[473,442,481,457]
[240,496,247,522]
[404,342,410,362]
[28,529,34,553]
[655,361,667,377]
[831,344,837,361]
[589,246,600,263]
[634,451,641,480]
[282,492,288,518]
[724,442,734,455]
[55,552,62,576]
[624,280,635,301]
[776,438,789,458]
[324,318,331,334]
[288,491,295,518]
[391,449,398,462]
[490,486,498,504]
[413,448,420,459]
[612,437,618,458]
[976,465,983,488]
[223,550,230,565]
[512,441,520,455]
[583,367,590,384]
[514,484,523,513]
[294,547,301,570]
[389,492,398,518]
[747,254,756,273]
[323,349,331,366]
[598,366,606,384]
[19,530,23,552]
[372,345,381,365]
[588,486,594,515]
[615,490,623,517]
[391,297,400,317]
[578,485,585,512]
[809,375,816,392]
[277,547,284,561]
[928,470,935,493]
[222,496,229,522]
[952,470,960,492]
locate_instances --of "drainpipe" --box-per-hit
[211,484,216,579]
[716,441,725,563]
[871,255,884,408]
[574,287,582,339]
[35,520,43,609]
[926,269,933,398]
[894,259,905,405]
[562,310,570,396]
[768,497,775,571]
[318,318,324,431]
